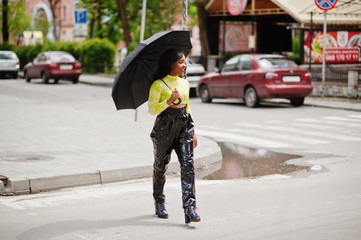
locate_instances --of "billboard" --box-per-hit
[219,22,256,52]
[304,31,361,63]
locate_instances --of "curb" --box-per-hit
[1,144,222,195]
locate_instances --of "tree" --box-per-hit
[48,0,61,41]
[79,0,183,50]
[1,0,9,43]
[116,0,132,46]
[9,0,31,42]
[195,0,210,57]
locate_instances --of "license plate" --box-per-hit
[59,64,73,70]
[282,76,300,82]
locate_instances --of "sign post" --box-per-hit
[74,10,88,38]
[314,0,337,97]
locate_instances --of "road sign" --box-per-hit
[227,0,247,16]
[315,0,337,11]
[75,10,87,23]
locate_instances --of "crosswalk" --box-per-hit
[197,114,361,149]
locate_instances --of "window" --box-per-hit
[258,57,297,69]
[61,7,66,21]
[222,56,239,72]
[237,57,252,71]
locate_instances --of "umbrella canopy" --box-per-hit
[112,30,192,110]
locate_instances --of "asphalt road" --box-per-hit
[0,78,360,240]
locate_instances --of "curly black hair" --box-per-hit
[154,48,185,81]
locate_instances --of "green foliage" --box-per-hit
[14,45,35,69]
[77,0,197,53]
[9,0,32,39]
[80,38,116,73]
[3,39,115,72]
[289,33,301,63]
[0,42,15,51]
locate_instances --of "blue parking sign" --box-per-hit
[75,10,87,23]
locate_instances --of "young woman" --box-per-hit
[148,48,200,224]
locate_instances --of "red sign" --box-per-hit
[304,31,361,63]
[325,48,360,63]
[219,22,256,52]
[227,0,247,16]
[315,0,337,11]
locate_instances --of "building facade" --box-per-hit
[25,0,79,42]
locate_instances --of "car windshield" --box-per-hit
[0,52,17,60]
[48,53,75,61]
[258,57,297,69]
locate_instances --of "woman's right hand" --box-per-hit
[167,88,182,105]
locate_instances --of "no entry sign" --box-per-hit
[315,0,337,11]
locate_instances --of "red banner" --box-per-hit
[325,48,360,63]
[304,31,361,63]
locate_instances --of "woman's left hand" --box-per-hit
[193,133,198,149]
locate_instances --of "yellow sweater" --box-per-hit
[148,75,191,115]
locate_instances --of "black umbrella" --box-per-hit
[112,30,192,110]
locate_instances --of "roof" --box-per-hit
[205,0,361,26]
[271,0,361,26]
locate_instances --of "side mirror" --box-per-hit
[214,67,219,73]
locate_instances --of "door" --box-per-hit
[209,56,240,98]
[228,56,253,98]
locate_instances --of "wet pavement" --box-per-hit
[204,142,309,180]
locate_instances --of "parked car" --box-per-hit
[24,51,81,84]
[197,54,313,107]
[0,51,20,79]
[186,58,205,89]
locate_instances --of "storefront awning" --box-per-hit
[205,0,361,26]
[206,0,285,15]
[271,0,361,26]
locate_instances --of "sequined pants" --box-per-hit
[150,107,196,209]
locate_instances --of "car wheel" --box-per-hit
[13,73,18,79]
[25,71,31,82]
[72,77,79,84]
[199,85,212,103]
[42,73,49,84]
[244,87,259,108]
[290,97,304,107]
[54,78,59,84]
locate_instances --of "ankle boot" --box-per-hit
[184,206,200,224]
[155,203,168,219]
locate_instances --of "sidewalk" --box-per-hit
[0,75,221,195]
[1,74,360,195]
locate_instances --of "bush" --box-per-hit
[2,38,116,72]
[14,45,34,69]
[80,38,116,73]
[0,43,15,51]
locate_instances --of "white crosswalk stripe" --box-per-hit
[196,129,291,148]
[198,114,361,148]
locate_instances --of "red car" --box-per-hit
[197,54,313,107]
[24,51,81,84]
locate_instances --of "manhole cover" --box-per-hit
[1,155,54,162]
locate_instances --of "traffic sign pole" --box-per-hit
[314,0,337,98]
[321,11,327,98]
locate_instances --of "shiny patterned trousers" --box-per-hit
[150,106,196,209]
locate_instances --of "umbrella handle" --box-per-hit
[172,98,182,105]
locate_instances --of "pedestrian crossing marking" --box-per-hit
[197,115,361,148]
[322,116,361,123]
[236,123,361,141]
[296,118,361,128]
[196,129,291,148]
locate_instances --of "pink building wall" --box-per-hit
[25,0,76,42]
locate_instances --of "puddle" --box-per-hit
[203,142,309,180]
